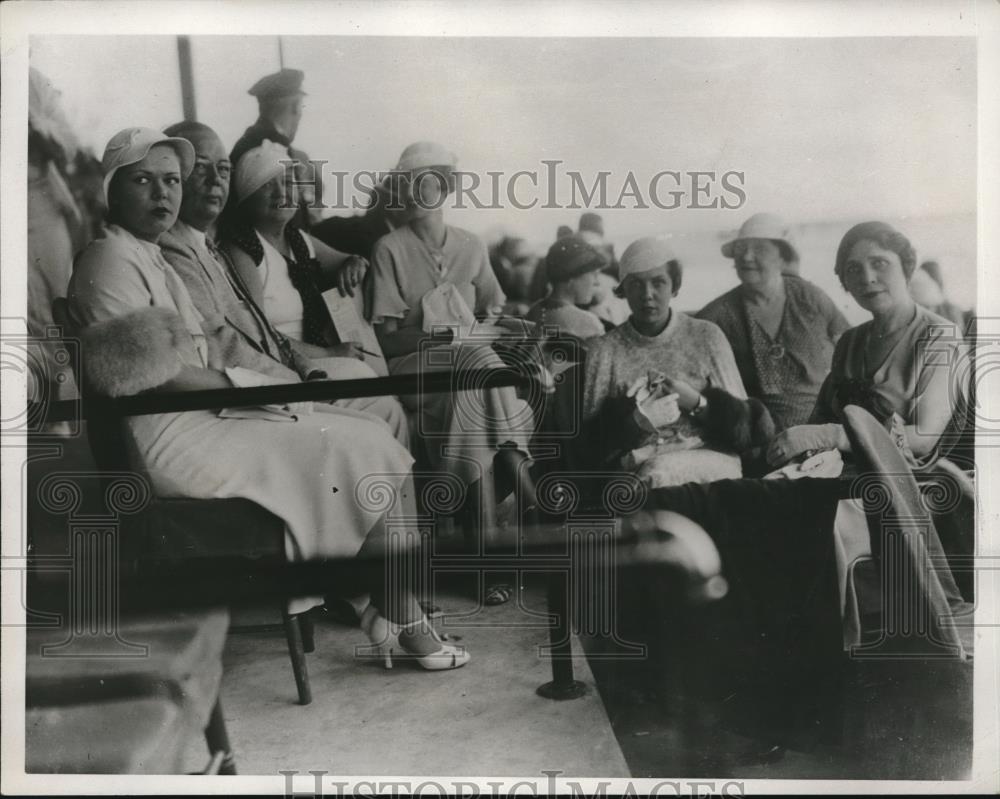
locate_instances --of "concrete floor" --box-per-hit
[184,586,630,777]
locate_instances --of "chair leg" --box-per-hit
[205,697,237,775]
[282,608,312,705]
[459,481,483,550]
[300,610,316,654]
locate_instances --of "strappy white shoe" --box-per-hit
[359,606,470,671]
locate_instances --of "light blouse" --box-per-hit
[369,225,505,330]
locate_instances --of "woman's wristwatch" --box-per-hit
[689,393,708,418]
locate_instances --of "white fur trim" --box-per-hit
[81,307,187,397]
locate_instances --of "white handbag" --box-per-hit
[420,282,477,336]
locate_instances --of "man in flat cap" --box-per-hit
[231,68,318,229]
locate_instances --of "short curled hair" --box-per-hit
[834,221,916,288]
[614,259,683,298]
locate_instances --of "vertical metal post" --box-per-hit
[536,569,587,700]
[278,36,286,69]
[177,36,197,121]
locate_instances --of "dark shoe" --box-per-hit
[484,583,513,606]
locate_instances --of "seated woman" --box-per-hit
[524,234,607,341]
[698,212,850,431]
[222,142,367,351]
[218,140,408,445]
[766,220,970,645]
[68,127,467,670]
[368,142,537,517]
[583,236,774,487]
[767,221,968,469]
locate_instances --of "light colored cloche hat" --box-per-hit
[395,141,457,172]
[618,236,678,281]
[233,139,290,204]
[101,127,195,203]
[721,212,799,261]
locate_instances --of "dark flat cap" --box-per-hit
[546,234,608,283]
[248,68,306,99]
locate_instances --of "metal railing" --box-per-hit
[28,366,538,424]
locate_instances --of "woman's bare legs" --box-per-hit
[356,472,448,656]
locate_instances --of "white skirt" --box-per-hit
[126,406,415,613]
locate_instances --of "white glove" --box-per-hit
[766,423,847,466]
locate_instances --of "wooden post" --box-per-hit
[177,36,197,121]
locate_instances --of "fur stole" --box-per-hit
[81,307,187,397]
[701,387,775,452]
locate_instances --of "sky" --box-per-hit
[30,34,976,265]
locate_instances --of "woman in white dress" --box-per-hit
[68,127,467,670]
[220,140,409,447]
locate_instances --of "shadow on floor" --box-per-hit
[580,580,974,780]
